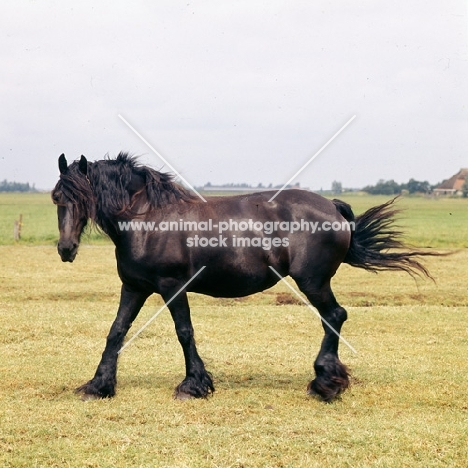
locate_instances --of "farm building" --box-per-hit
[433,168,468,196]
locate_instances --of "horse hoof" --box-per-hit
[173,390,195,401]
[307,380,344,402]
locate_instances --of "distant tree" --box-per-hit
[331,180,342,194]
[462,179,468,198]
[362,179,401,195]
[405,178,431,194]
[363,178,433,195]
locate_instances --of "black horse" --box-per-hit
[52,153,434,402]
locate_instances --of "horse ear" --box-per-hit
[79,155,88,175]
[58,154,68,174]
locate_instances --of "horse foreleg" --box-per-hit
[163,291,214,400]
[75,284,149,399]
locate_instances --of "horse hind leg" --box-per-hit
[295,278,350,401]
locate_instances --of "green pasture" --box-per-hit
[0,191,467,247]
[0,192,467,466]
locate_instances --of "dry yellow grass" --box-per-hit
[1,245,467,467]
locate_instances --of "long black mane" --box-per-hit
[54,153,196,228]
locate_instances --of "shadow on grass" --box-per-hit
[118,370,314,393]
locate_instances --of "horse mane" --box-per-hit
[54,153,197,231]
[88,153,197,223]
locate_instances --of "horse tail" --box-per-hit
[332,197,435,279]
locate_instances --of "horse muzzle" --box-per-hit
[57,241,78,262]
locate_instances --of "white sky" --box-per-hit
[1,1,467,190]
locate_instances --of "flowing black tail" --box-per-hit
[332,197,436,279]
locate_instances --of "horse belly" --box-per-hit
[188,246,285,297]
[190,267,280,298]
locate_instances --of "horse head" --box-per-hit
[52,154,93,262]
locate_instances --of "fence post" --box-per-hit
[14,214,22,241]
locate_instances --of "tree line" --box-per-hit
[0,180,36,192]
[362,178,432,195]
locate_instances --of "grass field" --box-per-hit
[0,192,467,467]
[1,192,467,247]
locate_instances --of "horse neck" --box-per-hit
[89,172,150,244]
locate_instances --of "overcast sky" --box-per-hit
[1,1,467,191]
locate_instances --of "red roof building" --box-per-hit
[433,168,468,195]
